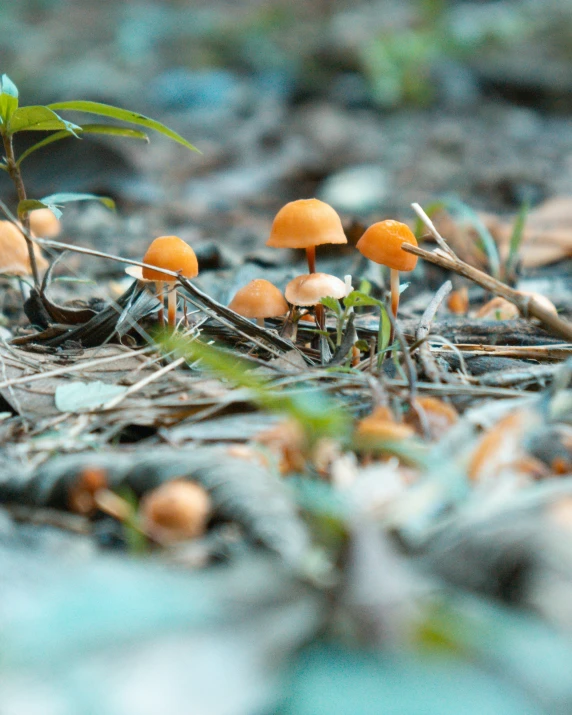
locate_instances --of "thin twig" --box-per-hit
[415,280,452,384]
[411,202,456,258]
[0,347,152,390]
[103,356,186,409]
[402,241,572,342]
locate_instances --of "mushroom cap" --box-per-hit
[356,407,415,440]
[30,208,61,238]
[141,480,211,543]
[0,221,49,276]
[266,198,347,249]
[356,220,418,272]
[285,272,347,306]
[476,297,518,320]
[228,279,288,319]
[521,291,558,316]
[142,235,199,282]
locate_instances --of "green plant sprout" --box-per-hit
[0,73,198,286]
[321,290,392,368]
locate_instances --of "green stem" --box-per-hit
[2,131,40,286]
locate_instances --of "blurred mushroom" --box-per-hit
[30,208,61,238]
[140,479,211,544]
[0,220,48,276]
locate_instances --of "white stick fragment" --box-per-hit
[411,202,456,258]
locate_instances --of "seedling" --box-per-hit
[0,73,198,287]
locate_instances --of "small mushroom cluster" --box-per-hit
[227,198,419,340]
[128,198,419,338]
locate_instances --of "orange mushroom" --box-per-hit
[140,479,211,544]
[228,279,288,327]
[266,199,347,274]
[0,220,48,276]
[356,407,415,442]
[476,297,519,320]
[29,208,61,238]
[356,220,418,318]
[127,236,198,328]
[406,396,458,440]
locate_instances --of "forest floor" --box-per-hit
[1,1,572,714]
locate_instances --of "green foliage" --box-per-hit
[18,193,116,220]
[0,74,18,125]
[47,100,199,152]
[505,199,529,283]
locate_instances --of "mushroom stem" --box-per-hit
[167,285,177,328]
[256,317,265,328]
[389,268,400,346]
[155,281,165,327]
[305,246,316,274]
[390,269,400,317]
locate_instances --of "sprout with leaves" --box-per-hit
[0,73,198,286]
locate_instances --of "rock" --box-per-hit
[318,165,389,214]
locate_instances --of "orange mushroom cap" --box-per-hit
[228,279,288,319]
[285,273,347,306]
[356,220,418,272]
[0,220,48,276]
[356,407,415,441]
[142,235,199,282]
[266,198,347,249]
[141,480,211,543]
[476,297,519,320]
[407,396,458,438]
[30,208,61,238]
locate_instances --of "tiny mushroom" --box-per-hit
[285,272,347,308]
[0,220,48,276]
[356,220,418,318]
[30,208,61,238]
[228,279,288,327]
[266,198,347,274]
[140,479,211,544]
[127,235,198,328]
[356,407,415,442]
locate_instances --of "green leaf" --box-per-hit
[320,296,342,315]
[0,74,19,126]
[55,381,127,412]
[41,192,115,211]
[18,192,115,220]
[8,106,81,135]
[17,199,62,220]
[16,123,149,166]
[47,100,199,152]
[344,290,383,310]
[505,199,529,282]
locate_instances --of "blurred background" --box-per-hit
[1,0,572,246]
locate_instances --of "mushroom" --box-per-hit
[356,407,415,442]
[140,479,211,544]
[285,272,347,337]
[285,272,347,308]
[356,220,418,318]
[266,198,347,274]
[228,278,288,327]
[406,396,458,440]
[30,208,61,238]
[127,236,198,328]
[0,220,48,276]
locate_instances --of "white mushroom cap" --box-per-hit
[285,273,347,306]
